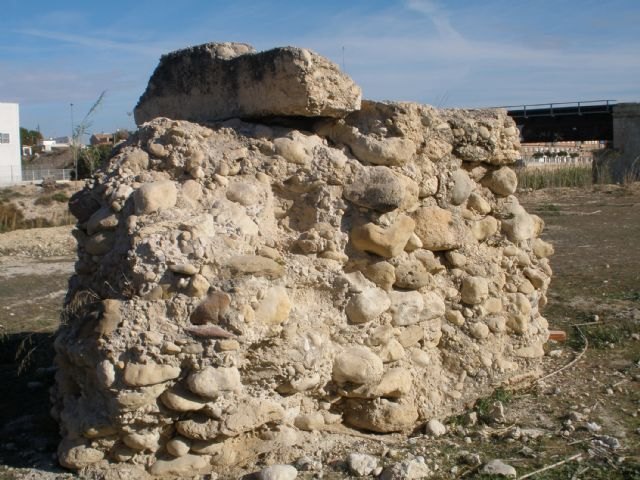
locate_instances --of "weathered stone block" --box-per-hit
[135,42,361,124]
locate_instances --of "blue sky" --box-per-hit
[2,0,639,138]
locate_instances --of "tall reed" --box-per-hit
[516,164,594,190]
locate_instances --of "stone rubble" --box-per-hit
[481,459,517,478]
[53,41,552,477]
[346,452,379,477]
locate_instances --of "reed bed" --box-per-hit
[516,164,596,190]
[0,202,74,233]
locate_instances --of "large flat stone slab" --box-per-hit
[134,42,361,124]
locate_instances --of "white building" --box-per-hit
[0,102,21,184]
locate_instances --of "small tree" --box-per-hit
[77,144,112,178]
[114,130,131,143]
[20,128,43,146]
[71,91,107,175]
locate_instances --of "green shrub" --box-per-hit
[474,387,513,418]
[34,195,53,206]
[51,192,69,203]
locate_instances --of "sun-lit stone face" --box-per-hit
[54,42,549,477]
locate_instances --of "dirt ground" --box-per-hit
[0,184,638,479]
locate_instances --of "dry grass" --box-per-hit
[516,164,595,190]
[0,192,74,233]
[33,192,70,206]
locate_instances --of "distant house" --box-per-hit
[38,138,71,152]
[55,136,72,146]
[39,139,58,152]
[90,131,129,146]
[90,133,114,146]
[0,102,21,184]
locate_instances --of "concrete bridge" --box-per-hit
[501,100,615,143]
[497,101,639,182]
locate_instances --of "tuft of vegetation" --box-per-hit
[34,191,70,206]
[51,191,70,203]
[474,387,513,418]
[566,318,640,351]
[0,189,24,203]
[607,290,640,302]
[534,203,562,215]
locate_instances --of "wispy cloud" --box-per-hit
[405,0,464,42]
[15,28,164,57]
[5,0,640,135]
[298,0,640,106]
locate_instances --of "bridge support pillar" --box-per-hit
[595,103,640,182]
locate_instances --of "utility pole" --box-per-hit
[70,103,77,178]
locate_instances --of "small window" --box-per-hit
[0,133,10,144]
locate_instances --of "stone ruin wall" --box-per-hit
[53,43,554,477]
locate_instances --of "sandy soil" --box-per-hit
[0,225,76,258]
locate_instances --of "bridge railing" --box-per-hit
[494,100,617,118]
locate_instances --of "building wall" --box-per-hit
[602,102,640,182]
[613,103,640,159]
[0,103,21,184]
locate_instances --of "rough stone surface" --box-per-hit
[135,42,361,124]
[482,167,518,196]
[258,465,298,480]
[481,459,517,478]
[346,287,391,324]
[58,439,105,469]
[467,191,492,214]
[389,291,424,326]
[343,166,406,212]
[53,42,549,477]
[149,454,209,476]
[332,347,384,385]
[123,362,181,386]
[426,418,447,437]
[461,276,489,305]
[344,399,419,433]
[347,453,379,477]
[380,458,431,480]
[449,169,474,205]
[412,206,466,251]
[351,214,415,258]
[133,180,177,215]
[186,366,242,398]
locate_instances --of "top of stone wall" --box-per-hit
[134,42,362,125]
